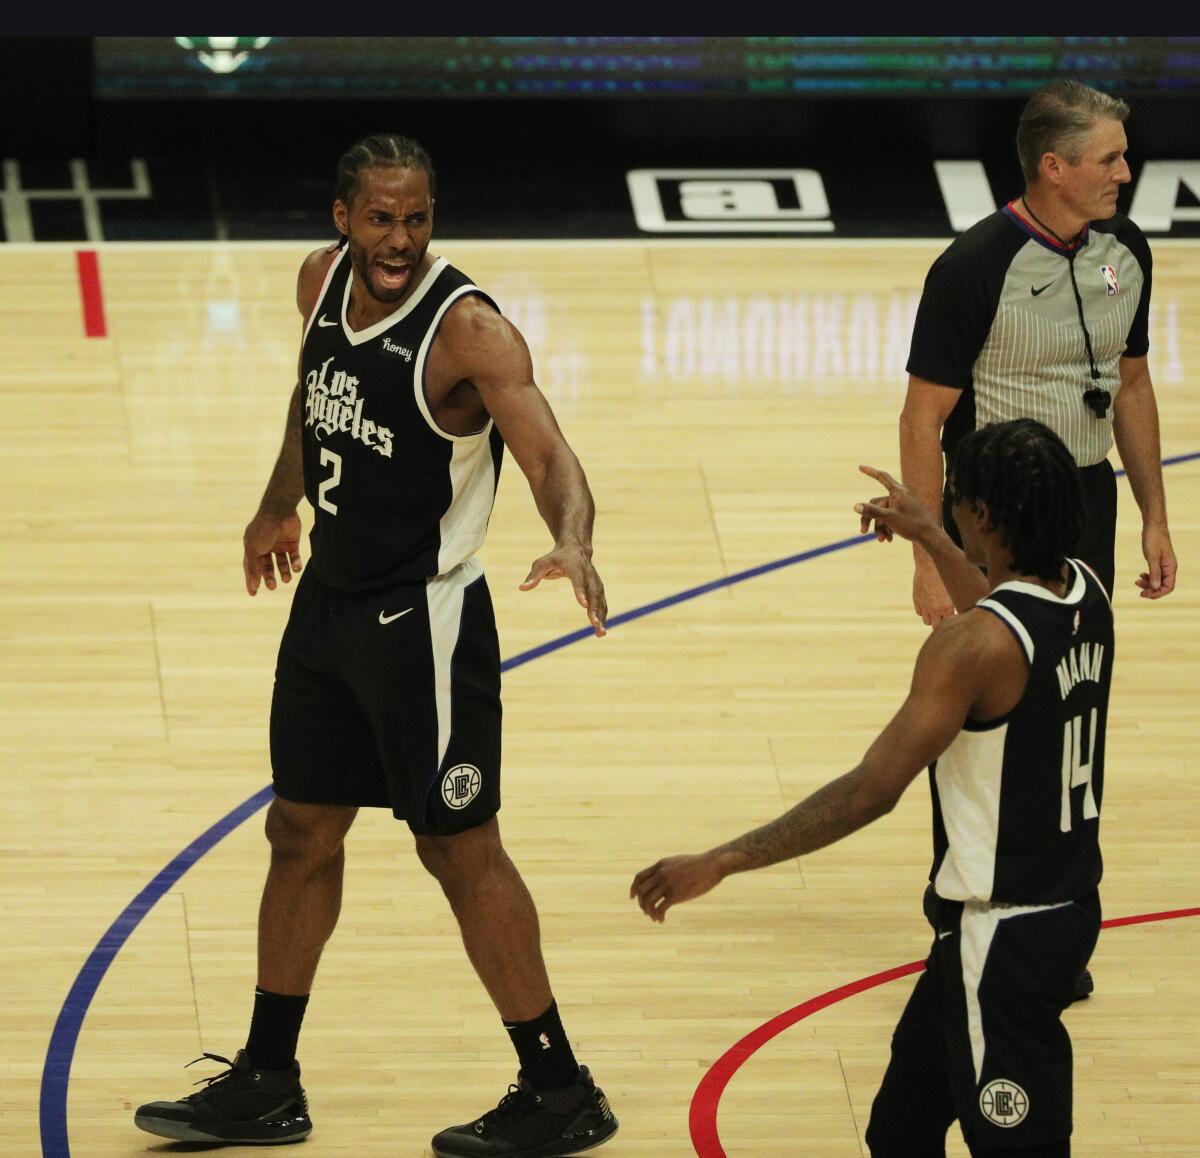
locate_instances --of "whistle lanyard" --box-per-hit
[1021,199,1107,413]
[1065,249,1102,386]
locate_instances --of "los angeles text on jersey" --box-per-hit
[1055,642,1105,701]
[304,355,394,457]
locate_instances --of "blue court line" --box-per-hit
[1160,450,1200,468]
[39,786,275,1157]
[38,454,1197,1157]
[501,534,866,671]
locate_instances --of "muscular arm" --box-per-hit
[434,300,607,634]
[256,384,304,516]
[899,376,965,625]
[1113,354,1177,597]
[241,244,338,595]
[632,614,1021,921]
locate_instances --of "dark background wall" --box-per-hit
[3,38,1198,241]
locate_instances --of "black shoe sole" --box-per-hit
[431,1115,618,1158]
[134,1113,312,1144]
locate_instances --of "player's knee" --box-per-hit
[264,798,353,862]
[414,818,503,889]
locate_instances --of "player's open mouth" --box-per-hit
[375,259,412,289]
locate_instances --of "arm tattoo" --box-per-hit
[715,764,890,874]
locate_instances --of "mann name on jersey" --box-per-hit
[1055,639,1105,701]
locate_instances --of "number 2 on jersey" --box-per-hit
[318,448,341,515]
[1060,709,1100,832]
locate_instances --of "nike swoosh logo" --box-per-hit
[938,930,954,940]
[378,609,413,624]
[1030,283,1053,296]
[317,315,338,327]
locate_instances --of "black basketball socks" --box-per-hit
[246,990,579,1089]
[503,999,580,1091]
[245,988,310,1070]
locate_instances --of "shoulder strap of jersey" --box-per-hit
[301,245,350,345]
[1071,558,1111,607]
[974,596,1035,665]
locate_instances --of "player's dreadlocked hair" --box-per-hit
[334,134,436,205]
[950,419,1085,582]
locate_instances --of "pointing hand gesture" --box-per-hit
[853,465,940,547]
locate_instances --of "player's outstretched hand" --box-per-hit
[520,545,608,636]
[630,853,724,923]
[243,511,303,596]
[853,465,940,545]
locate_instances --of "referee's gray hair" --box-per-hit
[1017,80,1130,184]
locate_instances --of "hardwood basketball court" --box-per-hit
[2,239,1197,1156]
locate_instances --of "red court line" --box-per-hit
[75,250,107,338]
[689,906,1200,1157]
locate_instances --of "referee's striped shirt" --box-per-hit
[907,201,1151,469]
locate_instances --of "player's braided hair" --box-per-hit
[334,134,436,205]
[949,419,1085,582]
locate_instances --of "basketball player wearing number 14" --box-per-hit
[633,420,1110,1156]
[135,136,617,1156]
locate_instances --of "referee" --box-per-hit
[900,79,1177,629]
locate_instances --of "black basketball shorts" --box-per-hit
[269,557,501,835]
[865,889,1100,1156]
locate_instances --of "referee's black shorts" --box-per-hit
[944,458,1117,596]
[269,556,502,835]
[865,888,1100,1157]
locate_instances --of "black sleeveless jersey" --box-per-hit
[299,248,504,589]
[929,559,1113,905]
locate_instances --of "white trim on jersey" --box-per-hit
[425,556,483,773]
[991,559,1085,606]
[438,439,498,576]
[412,284,495,443]
[976,599,1035,665]
[339,255,450,346]
[300,245,349,347]
[1073,558,1111,606]
[933,724,1008,902]
[960,899,1073,1083]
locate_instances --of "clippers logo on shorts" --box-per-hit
[304,355,395,457]
[442,763,482,810]
[1100,264,1120,295]
[979,1079,1029,1127]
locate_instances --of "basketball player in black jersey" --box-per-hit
[135,136,617,1157]
[633,419,1110,1157]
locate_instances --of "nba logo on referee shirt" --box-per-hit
[442,764,482,809]
[1100,265,1120,295]
[979,1079,1029,1127]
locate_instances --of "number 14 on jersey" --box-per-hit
[1061,709,1100,833]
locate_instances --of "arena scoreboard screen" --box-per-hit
[95,37,1200,99]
